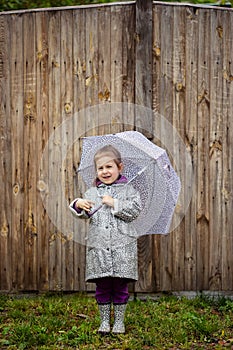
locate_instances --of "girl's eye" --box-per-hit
[97,164,113,171]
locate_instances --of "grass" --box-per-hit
[0,293,233,349]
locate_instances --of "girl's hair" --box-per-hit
[94,145,122,169]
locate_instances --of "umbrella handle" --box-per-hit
[88,204,103,217]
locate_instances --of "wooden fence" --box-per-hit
[0,0,232,293]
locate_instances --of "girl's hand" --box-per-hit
[102,195,114,208]
[75,199,94,212]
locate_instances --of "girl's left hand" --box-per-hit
[102,195,114,208]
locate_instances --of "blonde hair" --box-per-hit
[94,145,122,169]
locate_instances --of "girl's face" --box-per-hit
[96,156,123,185]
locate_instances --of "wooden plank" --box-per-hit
[183,5,199,291]
[122,4,135,130]
[170,6,186,291]
[73,8,87,292]
[97,5,111,135]
[135,0,154,293]
[135,0,153,134]
[10,13,25,291]
[118,5,135,293]
[73,8,86,115]
[208,8,223,290]
[60,9,74,291]
[23,12,38,290]
[85,7,99,292]
[85,7,99,137]
[0,14,11,291]
[221,10,233,291]
[152,3,161,116]
[47,10,62,291]
[152,3,162,291]
[196,8,211,291]
[110,5,123,134]
[35,11,49,291]
[157,4,174,292]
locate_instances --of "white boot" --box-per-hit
[112,303,127,334]
[98,303,111,334]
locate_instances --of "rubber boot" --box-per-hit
[98,303,111,334]
[112,303,127,334]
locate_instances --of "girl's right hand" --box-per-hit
[75,199,95,212]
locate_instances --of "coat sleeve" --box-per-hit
[111,185,142,222]
[69,197,90,219]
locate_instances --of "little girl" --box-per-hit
[69,145,142,334]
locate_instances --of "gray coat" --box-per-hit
[69,179,142,282]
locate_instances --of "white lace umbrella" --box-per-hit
[78,131,181,236]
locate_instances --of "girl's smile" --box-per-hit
[96,156,123,185]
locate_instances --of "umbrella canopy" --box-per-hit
[78,130,181,236]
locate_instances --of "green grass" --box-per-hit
[0,293,233,349]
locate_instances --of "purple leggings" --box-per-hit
[95,277,129,304]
